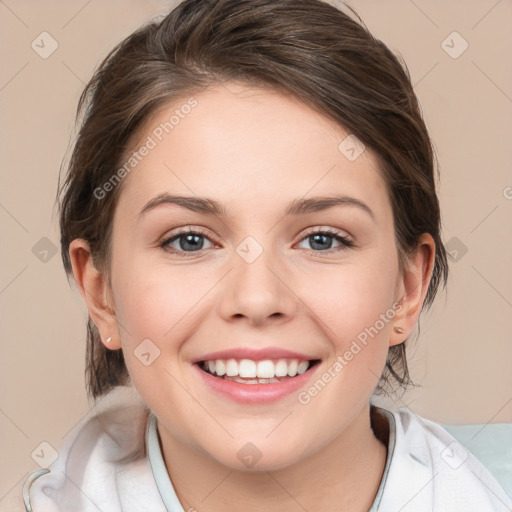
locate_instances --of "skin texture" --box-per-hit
[70,82,435,511]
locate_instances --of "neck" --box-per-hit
[158,404,388,512]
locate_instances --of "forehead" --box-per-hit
[116,82,391,223]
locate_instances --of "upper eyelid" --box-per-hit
[300,226,350,237]
[163,226,216,241]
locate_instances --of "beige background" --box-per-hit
[1,0,511,508]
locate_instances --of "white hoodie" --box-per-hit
[23,386,512,512]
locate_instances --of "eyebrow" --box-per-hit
[139,193,375,220]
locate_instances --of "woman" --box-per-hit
[23,0,512,510]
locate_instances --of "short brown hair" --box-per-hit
[59,0,449,399]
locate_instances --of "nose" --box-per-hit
[217,244,299,327]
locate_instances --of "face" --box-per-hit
[101,82,407,471]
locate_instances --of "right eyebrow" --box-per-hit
[139,193,228,217]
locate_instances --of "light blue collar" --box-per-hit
[147,413,186,512]
[369,406,396,511]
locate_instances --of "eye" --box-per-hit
[160,227,215,256]
[160,226,354,257]
[297,228,354,253]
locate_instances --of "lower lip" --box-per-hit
[193,362,320,404]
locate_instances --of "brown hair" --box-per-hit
[59,0,449,399]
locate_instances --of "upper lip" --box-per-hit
[191,347,319,364]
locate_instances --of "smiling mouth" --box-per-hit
[198,358,321,384]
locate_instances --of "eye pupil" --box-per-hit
[179,234,204,251]
[309,233,333,251]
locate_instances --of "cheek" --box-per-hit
[308,254,398,341]
[113,267,192,343]
[111,256,224,364]
[299,270,395,412]
[300,251,399,401]
[110,264,199,408]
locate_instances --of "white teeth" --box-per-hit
[226,359,238,377]
[216,359,226,376]
[287,360,298,377]
[275,360,288,377]
[239,359,257,378]
[297,361,309,375]
[201,358,313,379]
[257,360,275,378]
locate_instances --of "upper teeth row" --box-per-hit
[202,359,310,378]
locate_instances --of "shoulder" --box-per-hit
[24,386,166,512]
[376,406,512,512]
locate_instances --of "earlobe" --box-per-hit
[68,239,122,350]
[389,233,436,347]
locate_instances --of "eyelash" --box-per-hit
[160,226,355,257]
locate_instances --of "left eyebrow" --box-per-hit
[285,195,374,220]
[139,193,375,220]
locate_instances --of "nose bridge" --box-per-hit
[218,234,298,324]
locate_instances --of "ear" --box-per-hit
[389,233,436,347]
[68,239,122,350]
